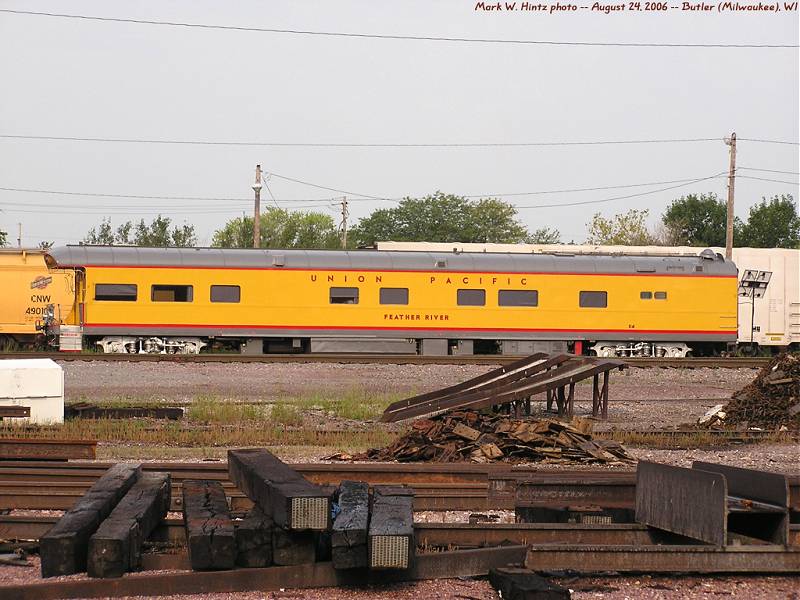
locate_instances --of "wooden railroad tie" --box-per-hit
[87,472,171,578]
[228,448,332,531]
[368,486,414,570]
[488,567,571,600]
[235,505,273,568]
[182,479,236,571]
[332,480,370,570]
[40,463,141,578]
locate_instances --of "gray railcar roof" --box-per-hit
[46,245,737,276]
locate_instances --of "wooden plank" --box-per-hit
[235,506,273,568]
[489,567,570,600]
[331,480,369,570]
[182,479,235,571]
[0,439,96,461]
[40,463,141,578]
[368,486,414,570]
[228,449,331,531]
[87,472,171,578]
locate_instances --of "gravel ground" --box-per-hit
[3,361,796,598]
[60,361,754,406]
[1,558,798,600]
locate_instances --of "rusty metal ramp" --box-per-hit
[380,353,626,423]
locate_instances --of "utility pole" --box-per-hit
[724,132,737,260]
[17,222,21,248]
[339,196,349,248]
[252,164,262,249]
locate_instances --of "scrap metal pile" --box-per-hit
[703,353,800,430]
[363,411,633,464]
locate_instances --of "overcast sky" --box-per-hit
[0,1,797,247]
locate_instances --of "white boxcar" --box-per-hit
[0,358,64,424]
[377,242,800,350]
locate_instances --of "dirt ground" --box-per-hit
[0,559,798,600]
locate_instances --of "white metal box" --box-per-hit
[0,358,64,424]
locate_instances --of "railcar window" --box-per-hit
[640,291,653,300]
[151,285,193,302]
[654,291,668,300]
[330,287,359,304]
[457,289,485,306]
[579,291,607,308]
[380,288,409,305]
[210,285,240,303]
[95,284,137,302]
[498,290,538,307]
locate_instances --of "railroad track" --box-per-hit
[0,352,770,368]
[1,461,797,512]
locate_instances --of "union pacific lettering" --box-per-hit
[384,313,449,321]
[309,273,530,286]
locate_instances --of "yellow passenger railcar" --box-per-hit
[0,249,76,347]
[46,246,738,356]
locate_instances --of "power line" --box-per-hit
[1,9,795,48]
[0,175,728,206]
[0,134,729,148]
[736,138,800,145]
[739,166,800,175]
[515,172,727,209]
[262,181,282,209]
[737,175,799,185]
[267,172,388,200]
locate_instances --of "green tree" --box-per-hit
[0,228,8,247]
[586,209,655,245]
[662,193,736,246]
[82,219,116,245]
[527,227,561,244]
[738,194,800,248]
[82,216,196,247]
[212,208,340,249]
[351,192,531,246]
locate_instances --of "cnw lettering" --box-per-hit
[31,295,50,302]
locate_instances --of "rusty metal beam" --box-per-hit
[1,546,528,600]
[636,461,728,546]
[3,515,799,548]
[0,439,96,460]
[525,544,800,573]
[515,478,635,509]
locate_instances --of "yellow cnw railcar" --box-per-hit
[0,249,76,347]
[46,246,738,356]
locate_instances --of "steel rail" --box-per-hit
[0,546,530,600]
[0,352,770,368]
[1,462,797,512]
[1,516,797,550]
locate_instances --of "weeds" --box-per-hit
[280,389,402,421]
[0,419,392,449]
[597,429,793,449]
[187,396,265,423]
[270,404,304,427]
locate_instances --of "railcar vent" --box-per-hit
[435,260,447,268]
[272,255,285,267]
